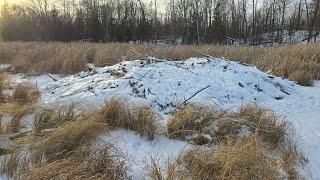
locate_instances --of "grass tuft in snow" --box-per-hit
[33,105,75,135]
[178,138,279,179]
[165,105,307,179]
[96,98,158,140]
[0,72,9,103]
[12,83,40,105]
[150,137,305,180]
[168,105,288,147]
[23,144,127,180]
[31,117,107,164]
[167,106,218,143]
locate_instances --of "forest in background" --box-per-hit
[0,0,319,44]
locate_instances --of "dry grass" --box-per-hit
[164,105,306,179]
[0,42,319,85]
[31,118,107,164]
[167,106,217,140]
[12,83,40,104]
[0,104,128,179]
[150,138,306,180]
[0,104,34,134]
[33,105,75,135]
[168,105,288,147]
[23,144,127,180]
[178,138,284,179]
[97,98,158,140]
[289,70,314,86]
[1,152,30,178]
[231,105,288,147]
[0,72,10,102]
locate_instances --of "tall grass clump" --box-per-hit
[167,106,217,140]
[0,72,9,102]
[164,104,307,179]
[150,138,306,180]
[33,105,75,135]
[97,98,158,140]
[177,138,280,179]
[23,144,127,180]
[31,118,107,163]
[168,105,288,147]
[12,83,40,104]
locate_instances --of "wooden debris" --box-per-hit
[48,73,59,81]
[192,51,214,59]
[174,85,211,111]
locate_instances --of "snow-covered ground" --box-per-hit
[262,30,320,44]
[9,58,320,179]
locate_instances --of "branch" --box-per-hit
[48,73,59,81]
[174,85,211,111]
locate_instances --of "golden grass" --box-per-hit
[0,42,319,85]
[33,105,75,135]
[167,106,217,140]
[23,144,127,180]
[179,138,280,179]
[150,138,306,180]
[12,83,40,104]
[232,105,288,147]
[31,118,107,164]
[0,72,10,103]
[168,105,288,147]
[0,103,34,134]
[97,98,158,140]
[289,70,314,86]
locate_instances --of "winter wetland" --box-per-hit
[0,0,320,179]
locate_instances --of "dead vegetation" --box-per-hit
[33,105,75,135]
[0,42,319,85]
[164,105,307,179]
[31,117,107,164]
[168,105,288,147]
[167,106,217,142]
[23,144,128,180]
[289,70,314,86]
[0,72,10,103]
[12,83,40,104]
[151,138,303,180]
[97,98,158,140]
[0,98,160,178]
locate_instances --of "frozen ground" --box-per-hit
[9,58,320,179]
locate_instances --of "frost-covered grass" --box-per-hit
[0,42,319,85]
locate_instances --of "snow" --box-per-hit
[96,130,190,179]
[37,58,296,115]
[262,30,320,44]
[8,58,320,179]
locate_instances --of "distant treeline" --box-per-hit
[0,0,319,44]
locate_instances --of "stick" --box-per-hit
[192,51,214,59]
[48,73,59,81]
[174,85,211,111]
[138,69,152,81]
[129,50,145,57]
[176,65,199,75]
